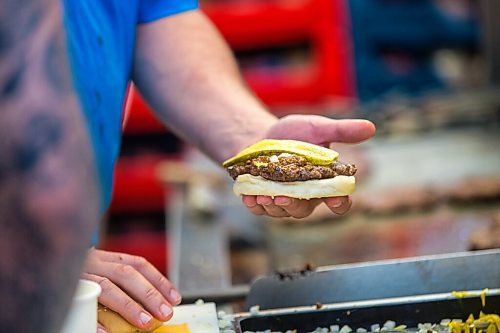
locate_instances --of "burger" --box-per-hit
[223,139,357,199]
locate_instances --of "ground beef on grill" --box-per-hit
[226,155,356,182]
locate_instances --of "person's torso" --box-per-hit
[62,0,139,210]
[62,0,198,213]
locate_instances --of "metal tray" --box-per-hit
[235,290,500,333]
[246,250,500,310]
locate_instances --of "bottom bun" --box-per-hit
[233,174,356,199]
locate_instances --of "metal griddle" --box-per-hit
[246,249,500,310]
[227,250,500,333]
[236,291,500,333]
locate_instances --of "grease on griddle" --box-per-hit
[275,262,316,281]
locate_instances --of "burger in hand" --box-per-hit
[223,139,357,199]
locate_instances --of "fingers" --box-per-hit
[243,195,322,219]
[267,115,376,144]
[256,196,291,217]
[243,195,353,218]
[83,273,156,330]
[324,196,352,215]
[275,197,322,218]
[86,260,173,323]
[242,195,266,215]
[84,249,180,328]
[243,195,290,217]
[94,250,181,305]
[97,322,108,333]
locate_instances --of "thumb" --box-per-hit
[97,322,108,333]
[267,115,376,145]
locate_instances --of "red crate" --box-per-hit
[122,88,165,135]
[109,155,178,214]
[203,0,356,106]
[100,231,168,275]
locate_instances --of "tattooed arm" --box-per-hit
[0,1,100,332]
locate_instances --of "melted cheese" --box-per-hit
[153,323,190,333]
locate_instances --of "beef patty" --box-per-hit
[226,155,356,182]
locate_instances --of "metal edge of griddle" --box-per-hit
[233,289,500,333]
[314,249,500,273]
[167,185,234,296]
[238,289,500,319]
[180,284,251,304]
[246,249,500,310]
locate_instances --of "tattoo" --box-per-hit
[45,36,72,92]
[0,64,22,96]
[0,1,100,332]
[0,27,10,57]
[0,1,42,56]
[15,113,63,172]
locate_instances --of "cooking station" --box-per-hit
[235,291,499,333]
[233,250,499,333]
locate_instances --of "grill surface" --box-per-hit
[237,292,500,333]
[246,250,500,310]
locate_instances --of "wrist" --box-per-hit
[219,109,278,162]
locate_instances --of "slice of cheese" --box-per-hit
[153,323,190,333]
[98,304,163,333]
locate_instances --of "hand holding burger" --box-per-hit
[224,139,357,199]
[231,115,376,218]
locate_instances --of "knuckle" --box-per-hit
[114,263,135,277]
[157,275,171,288]
[288,199,303,209]
[123,298,139,312]
[250,207,265,215]
[291,212,309,219]
[336,205,351,215]
[96,277,115,295]
[271,210,289,218]
[132,255,148,269]
[145,287,160,302]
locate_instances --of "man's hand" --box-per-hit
[241,115,376,219]
[82,249,181,332]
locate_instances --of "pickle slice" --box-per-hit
[223,139,339,167]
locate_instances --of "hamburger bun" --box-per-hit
[233,174,355,199]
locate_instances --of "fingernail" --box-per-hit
[98,328,107,333]
[170,288,181,302]
[160,303,172,317]
[140,312,152,326]
[277,198,291,206]
[332,199,342,208]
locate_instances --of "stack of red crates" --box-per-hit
[103,0,355,274]
[203,0,355,106]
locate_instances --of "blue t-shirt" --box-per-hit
[62,0,198,211]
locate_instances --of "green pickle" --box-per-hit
[223,139,339,168]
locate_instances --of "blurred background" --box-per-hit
[97,0,500,306]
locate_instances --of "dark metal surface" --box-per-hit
[481,0,500,85]
[238,292,500,333]
[246,250,500,310]
[167,188,232,292]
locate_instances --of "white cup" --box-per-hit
[60,279,101,333]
